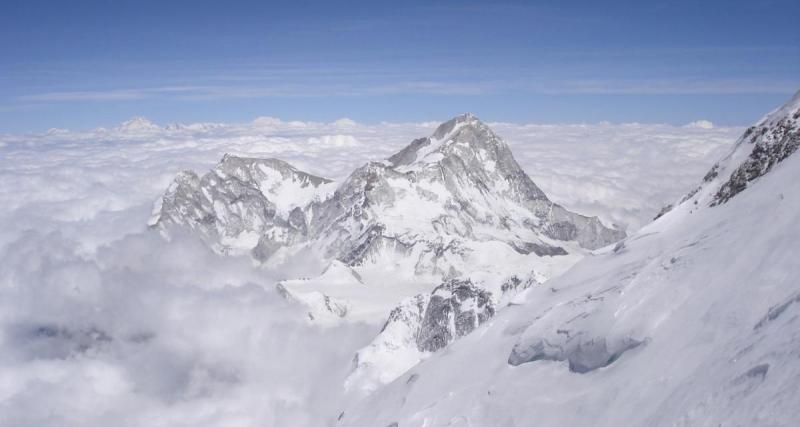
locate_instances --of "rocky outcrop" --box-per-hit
[415,279,495,352]
[344,273,539,393]
[675,90,800,209]
[711,105,800,205]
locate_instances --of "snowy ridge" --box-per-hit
[678,89,800,210]
[339,92,800,426]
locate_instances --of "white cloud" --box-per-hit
[332,118,358,127]
[534,78,799,95]
[489,121,738,230]
[0,230,373,426]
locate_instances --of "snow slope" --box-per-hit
[340,92,800,426]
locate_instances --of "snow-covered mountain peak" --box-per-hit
[155,114,625,268]
[431,112,481,139]
[389,113,503,169]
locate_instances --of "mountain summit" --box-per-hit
[153,113,624,276]
[306,113,624,273]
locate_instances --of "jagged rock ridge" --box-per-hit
[710,92,800,205]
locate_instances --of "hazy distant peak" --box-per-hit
[117,116,160,132]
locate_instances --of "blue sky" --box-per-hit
[1,0,798,132]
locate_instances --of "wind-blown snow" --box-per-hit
[0,116,739,426]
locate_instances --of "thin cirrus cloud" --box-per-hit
[17,82,490,102]
[548,78,799,95]
[17,78,795,103]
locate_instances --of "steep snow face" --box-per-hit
[340,93,800,427]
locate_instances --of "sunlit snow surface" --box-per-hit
[343,151,800,427]
[0,117,739,426]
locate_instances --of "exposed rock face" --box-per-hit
[415,279,495,352]
[153,114,625,275]
[395,273,537,354]
[711,105,800,205]
[344,273,538,393]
